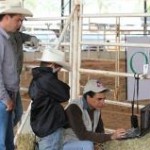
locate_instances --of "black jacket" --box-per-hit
[28,67,70,137]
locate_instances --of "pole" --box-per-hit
[144,0,147,35]
[61,0,64,31]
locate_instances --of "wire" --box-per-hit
[132,74,138,116]
[131,74,140,128]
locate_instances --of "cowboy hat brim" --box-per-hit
[37,59,71,71]
[1,8,33,17]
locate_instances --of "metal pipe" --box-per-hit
[61,0,64,30]
[144,0,147,34]
[54,5,78,50]
[80,41,150,48]
[26,17,67,21]
[80,68,150,79]
[115,17,120,100]
[69,2,80,99]
[105,99,144,109]
[77,2,83,96]
[80,68,134,77]
[81,13,150,18]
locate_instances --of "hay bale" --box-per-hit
[16,133,35,150]
[103,132,150,150]
[16,132,150,150]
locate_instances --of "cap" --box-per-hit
[83,79,109,94]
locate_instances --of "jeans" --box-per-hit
[38,128,63,150]
[0,101,14,150]
[63,140,94,150]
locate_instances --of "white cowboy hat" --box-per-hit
[38,49,71,71]
[0,0,33,17]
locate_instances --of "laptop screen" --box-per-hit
[140,104,150,133]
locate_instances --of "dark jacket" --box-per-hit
[28,67,70,137]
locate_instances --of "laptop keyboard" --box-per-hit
[124,128,140,138]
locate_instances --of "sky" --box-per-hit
[24,0,145,17]
[23,0,148,28]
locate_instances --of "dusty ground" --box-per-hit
[20,59,126,108]
[20,59,150,130]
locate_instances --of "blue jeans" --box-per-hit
[0,101,14,150]
[63,140,94,150]
[38,128,63,150]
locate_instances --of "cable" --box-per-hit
[131,73,140,128]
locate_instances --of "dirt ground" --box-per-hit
[20,59,150,130]
[20,59,126,108]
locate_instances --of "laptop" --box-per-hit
[122,104,150,139]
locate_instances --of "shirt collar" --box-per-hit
[0,27,10,39]
[82,97,90,110]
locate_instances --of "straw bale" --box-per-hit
[16,133,35,150]
[103,132,150,150]
[16,132,150,150]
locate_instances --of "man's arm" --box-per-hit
[0,38,14,110]
[39,76,70,102]
[66,104,112,143]
[29,69,70,102]
[20,32,31,42]
[20,32,39,47]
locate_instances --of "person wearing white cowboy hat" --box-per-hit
[0,1,33,150]
[28,49,71,150]
[0,0,32,17]
[0,0,32,32]
[9,1,38,128]
[38,49,71,71]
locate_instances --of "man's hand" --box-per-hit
[111,128,126,140]
[5,99,15,111]
[30,37,39,47]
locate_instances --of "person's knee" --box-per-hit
[83,141,94,149]
[63,140,94,150]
